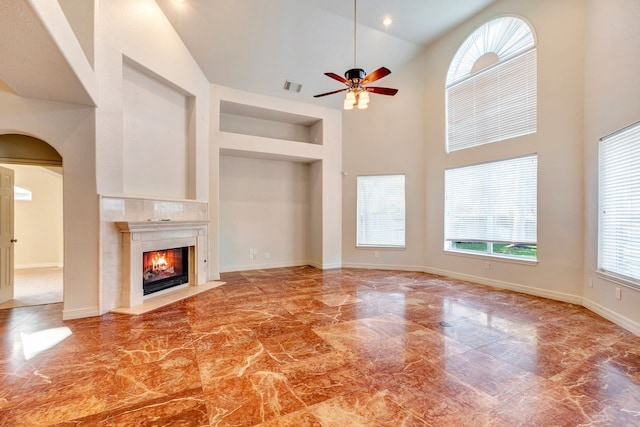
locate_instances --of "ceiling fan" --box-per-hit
[313,0,398,110]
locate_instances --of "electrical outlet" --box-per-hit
[264,252,270,259]
[615,287,621,300]
[374,251,379,258]
[588,278,593,288]
[484,262,491,270]
[249,249,253,260]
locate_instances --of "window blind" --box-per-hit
[446,17,535,85]
[445,155,537,244]
[599,122,640,284]
[446,49,537,152]
[357,174,405,247]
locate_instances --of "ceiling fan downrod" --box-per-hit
[353,0,357,69]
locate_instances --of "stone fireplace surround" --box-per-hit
[100,195,221,314]
[115,220,208,308]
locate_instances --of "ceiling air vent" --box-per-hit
[283,80,302,93]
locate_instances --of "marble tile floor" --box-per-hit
[0,266,639,426]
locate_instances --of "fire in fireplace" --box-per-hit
[142,247,189,295]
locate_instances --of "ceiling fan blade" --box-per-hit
[324,72,348,85]
[313,88,348,98]
[361,67,391,85]
[365,86,398,96]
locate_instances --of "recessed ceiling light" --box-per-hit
[382,16,392,27]
[175,0,185,3]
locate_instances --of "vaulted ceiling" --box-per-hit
[0,0,496,109]
[155,0,497,108]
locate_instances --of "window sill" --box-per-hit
[596,270,640,291]
[357,245,406,250]
[444,249,538,266]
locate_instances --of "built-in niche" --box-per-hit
[218,155,312,272]
[122,59,196,199]
[219,100,323,145]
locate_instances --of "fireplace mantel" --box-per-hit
[115,220,209,233]
[115,220,209,309]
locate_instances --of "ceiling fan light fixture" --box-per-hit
[314,0,397,108]
[345,90,357,104]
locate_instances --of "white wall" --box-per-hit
[4,164,63,269]
[418,0,587,303]
[122,63,189,199]
[57,0,95,68]
[210,85,342,278]
[95,0,210,200]
[219,156,310,271]
[341,54,425,270]
[0,90,98,319]
[583,0,640,334]
[94,0,211,313]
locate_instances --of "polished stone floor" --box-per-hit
[1,266,638,426]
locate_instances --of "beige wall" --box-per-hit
[3,164,63,269]
[583,0,640,334]
[57,0,95,68]
[122,63,190,199]
[418,0,587,303]
[0,90,98,319]
[210,85,342,277]
[94,0,211,312]
[341,53,425,270]
[2,0,210,318]
[95,0,210,200]
[219,156,311,272]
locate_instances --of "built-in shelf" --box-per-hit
[220,100,323,145]
[218,132,324,163]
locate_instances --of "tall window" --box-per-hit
[445,155,538,260]
[357,174,405,248]
[446,16,537,152]
[599,122,640,285]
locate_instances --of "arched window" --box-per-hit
[446,16,537,152]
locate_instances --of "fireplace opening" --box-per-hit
[142,247,189,296]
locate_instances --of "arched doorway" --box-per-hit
[0,134,63,308]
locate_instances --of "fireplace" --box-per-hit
[115,220,209,308]
[143,247,189,295]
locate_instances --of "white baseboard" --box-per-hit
[62,306,100,320]
[307,260,323,269]
[15,262,61,270]
[422,266,583,305]
[219,260,310,273]
[220,261,344,273]
[317,262,343,270]
[583,298,640,336]
[342,262,426,272]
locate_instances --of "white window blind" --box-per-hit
[357,174,405,247]
[599,122,640,284]
[446,17,535,85]
[445,155,537,244]
[447,49,537,152]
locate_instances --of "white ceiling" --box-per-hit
[0,0,96,106]
[155,0,496,109]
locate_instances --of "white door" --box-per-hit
[0,166,15,304]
